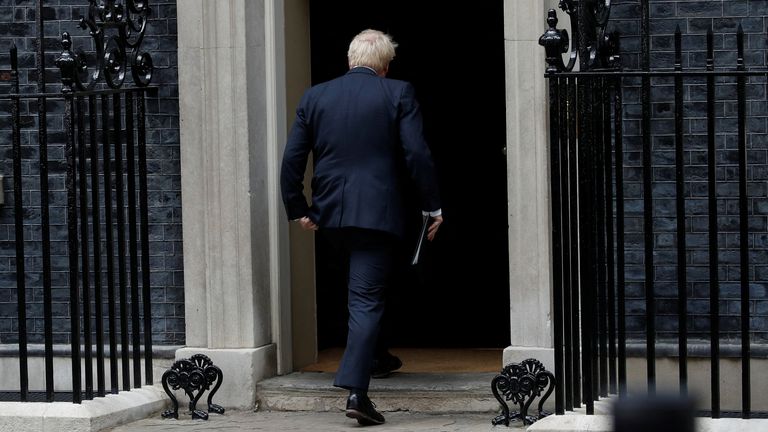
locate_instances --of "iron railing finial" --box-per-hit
[55,32,77,94]
[540,9,570,74]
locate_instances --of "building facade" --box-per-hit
[0,0,767,415]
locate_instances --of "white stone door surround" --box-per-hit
[502,0,560,369]
[176,0,559,410]
[176,0,290,409]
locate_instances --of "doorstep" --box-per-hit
[256,372,500,414]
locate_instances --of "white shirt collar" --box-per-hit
[351,65,377,74]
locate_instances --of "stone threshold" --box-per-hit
[0,385,168,432]
[256,371,502,414]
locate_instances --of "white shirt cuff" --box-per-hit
[422,209,442,217]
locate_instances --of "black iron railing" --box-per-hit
[542,0,768,420]
[4,0,154,403]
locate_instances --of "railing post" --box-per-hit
[126,91,142,388]
[673,25,688,398]
[76,95,94,400]
[640,0,656,396]
[102,93,120,395]
[88,94,107,398]
[559,75,574,412]
[36,0,55,402]
[548,73,566,415]
[705,28,720,419]
[736,25,751,419]
[10,43,29,403]
[614,72,627,398]
[137,91,154,385]
[57,32,83,404]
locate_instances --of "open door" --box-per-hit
[309,1,510,353]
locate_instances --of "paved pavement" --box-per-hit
[108,410,528,431]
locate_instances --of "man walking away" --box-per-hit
[281,29,442,426]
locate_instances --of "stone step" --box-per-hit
[256,372,501,414]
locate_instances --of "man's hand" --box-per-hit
[427,215,443,241]
[298,216,318,231]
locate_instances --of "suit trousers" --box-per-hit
[323,228,395,391]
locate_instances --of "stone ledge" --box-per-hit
[527,414,768,432]
[501,343,768,361]
[625,342,768,359]
[0,385,168,432]
[0,344,182,359]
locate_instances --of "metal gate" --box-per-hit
[3,0,155,403]
[542,1,768,419]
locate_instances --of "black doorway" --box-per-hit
[310,1,509,349]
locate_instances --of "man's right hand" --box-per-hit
[427,215,443,241]
[298,216,318,231]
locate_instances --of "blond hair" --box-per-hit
[347,29,398,73]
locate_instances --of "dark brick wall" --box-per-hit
[609,1,768,342]
[0,0,183,346]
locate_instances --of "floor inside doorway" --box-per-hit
[300,348,503,373]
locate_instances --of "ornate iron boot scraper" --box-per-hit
[491,359,555,426]
[161,354,225,420]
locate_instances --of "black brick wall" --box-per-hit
[608,1,768,342]
[0,0,183,346]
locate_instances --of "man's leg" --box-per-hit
[371,245,403,379]
[333,229,393,391]
[371,302,402,379]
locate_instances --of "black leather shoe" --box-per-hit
[346,392,385,426]
[371,352,402,379]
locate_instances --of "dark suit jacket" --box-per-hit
[280,67,441,238]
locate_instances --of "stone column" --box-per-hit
[503,0,560,370]
[176,0,289,409]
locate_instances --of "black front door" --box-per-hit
[310,1,510,349]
